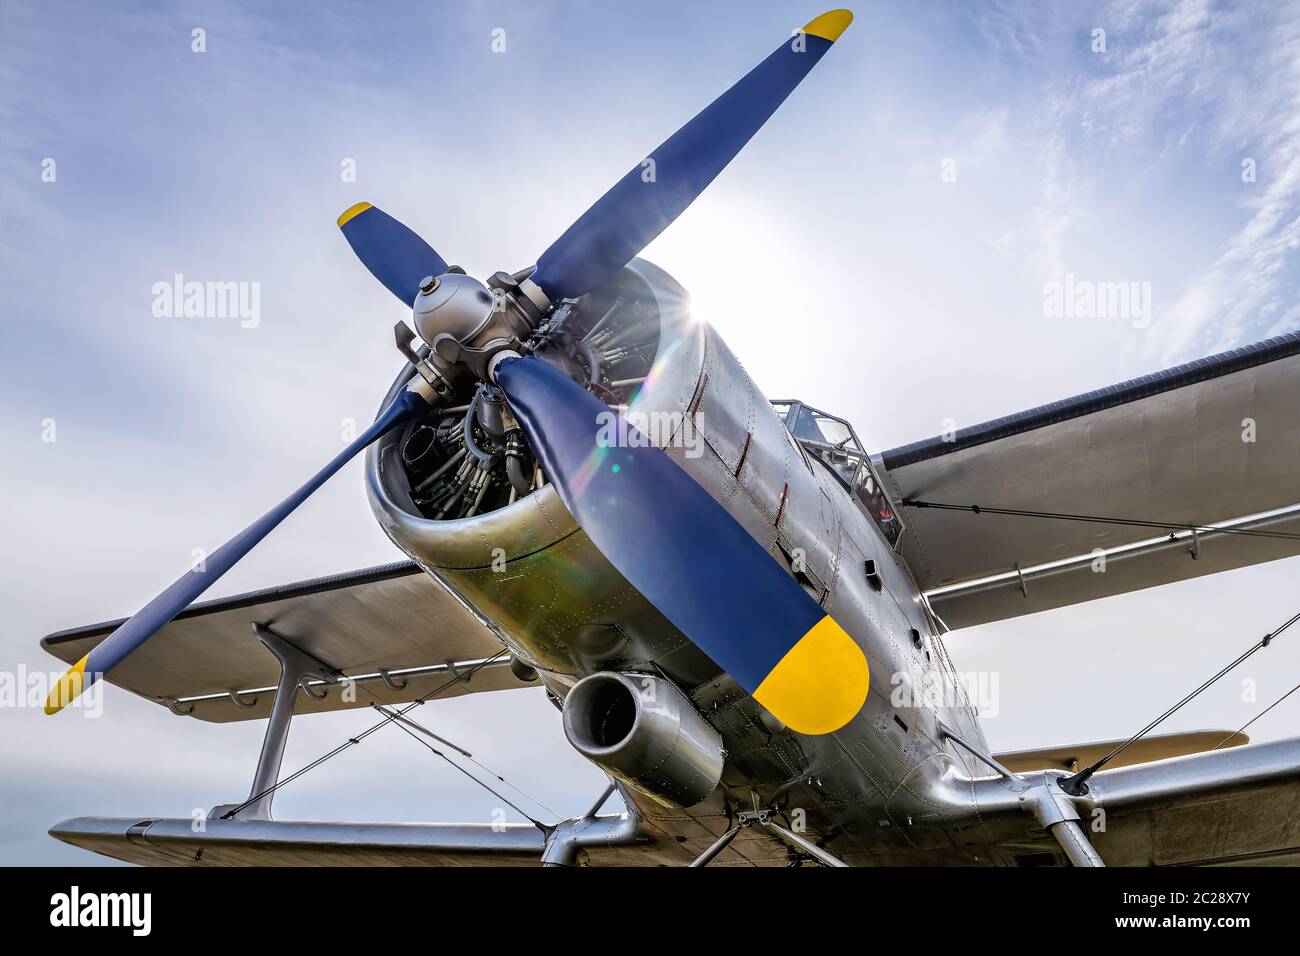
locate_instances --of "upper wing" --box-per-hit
[876,330,1300,630]
[41,561,534,722]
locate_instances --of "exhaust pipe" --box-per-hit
[562,672,724,808]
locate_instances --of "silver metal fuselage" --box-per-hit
[365,260,1001,858]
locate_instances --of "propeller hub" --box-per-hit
[412,272,495,347]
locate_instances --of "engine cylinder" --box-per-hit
[562,672,724,808]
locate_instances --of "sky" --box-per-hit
[2,0,1299,865]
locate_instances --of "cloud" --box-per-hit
[1018,0,1300,361]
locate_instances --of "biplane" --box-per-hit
[41,9,1300,866]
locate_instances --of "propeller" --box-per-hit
[44,388,428,714]
[494,355,868,735]
[335,10,853,309]
[48,11,865,733]
[530,9,853,303]
[337,202,449,306]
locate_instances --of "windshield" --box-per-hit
[789,408,861,450]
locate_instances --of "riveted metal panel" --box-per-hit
[692,328,755,474]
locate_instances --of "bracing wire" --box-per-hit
[379,706,549,831]
[218,650,509,819]
[370,701,563,824]
[1213,681,1300,751]
[1059,608,1300,795]
[903,498,1300,543]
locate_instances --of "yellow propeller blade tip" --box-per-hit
[44,654,90,716]
[753,617,869,735]
[803,9,853,42]
[337,201,373,228]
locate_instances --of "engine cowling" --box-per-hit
[561,671,724,808]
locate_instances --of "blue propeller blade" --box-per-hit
[494,355,868,735]
[46,389,426,713]
[337,202,449,306]
[529,10,852,304]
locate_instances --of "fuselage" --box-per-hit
[366,259,1000,856]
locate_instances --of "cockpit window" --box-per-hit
[791,409,860,450]
[770,399,904,549]
[850,458,902,546]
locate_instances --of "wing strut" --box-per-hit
[216,651,508,820]
[213,624,344,820]
[937,722,1106,867]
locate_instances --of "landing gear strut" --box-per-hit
[688,809,850,868]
